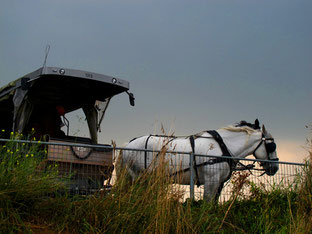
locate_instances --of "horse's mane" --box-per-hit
[220,120,260,135]
[220,125,258,135]
[235,120,260,129]
[193,121,260,137]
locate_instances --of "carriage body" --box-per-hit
[47,137,114,194]
[0,67,134,193]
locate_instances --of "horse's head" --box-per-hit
[253,123,279,176]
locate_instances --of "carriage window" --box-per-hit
[65,109,90,138]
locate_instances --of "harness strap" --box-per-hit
[144,135,152,169]
[207,130,236,168]
[206,130,236,185]
[253,134,265,155]
[169,157,228,176]
[196,157,233,168]
[144,135,176,169]
[206,130,231,157]
[189,135,201,187]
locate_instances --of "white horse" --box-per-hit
[117,120,279,201]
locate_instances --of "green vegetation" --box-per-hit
[0,133,311,233]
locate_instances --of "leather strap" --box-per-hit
[144,135,152,169]
[206,130,231,157]
[189,135,201,186]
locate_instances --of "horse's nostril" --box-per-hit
[266,166,278,176]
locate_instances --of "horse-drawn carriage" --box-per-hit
[0,66,135,193]
[0,66,280,200]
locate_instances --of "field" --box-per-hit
[0,133,311,233]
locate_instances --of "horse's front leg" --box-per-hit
[203,171,223,202]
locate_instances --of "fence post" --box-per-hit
[190,152,195,199]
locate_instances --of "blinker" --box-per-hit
[265,142,276,153]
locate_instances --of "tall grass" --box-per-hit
[0,133,312,233]
[291,138,312,232]
[0,133,66,232]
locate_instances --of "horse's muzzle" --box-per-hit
[264,163,279,176]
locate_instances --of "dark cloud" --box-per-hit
[1,0,311,161]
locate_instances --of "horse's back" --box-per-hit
[122,135,149,160]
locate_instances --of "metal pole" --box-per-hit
[190,152,195,199]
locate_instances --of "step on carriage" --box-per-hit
[0,67,135,194]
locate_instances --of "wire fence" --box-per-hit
[47,139,114,194]
[0,138,305,200]
[187,157,304,202]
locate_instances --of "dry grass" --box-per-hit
[1,132,312,233]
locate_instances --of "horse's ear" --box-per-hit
[255,119,260,129]
[262,124,267,134]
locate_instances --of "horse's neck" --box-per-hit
[217,129,262,158]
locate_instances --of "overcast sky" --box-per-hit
[1,0,311,162]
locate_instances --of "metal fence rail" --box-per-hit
[0,138,305,200]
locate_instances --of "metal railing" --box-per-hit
[0,138,306,200]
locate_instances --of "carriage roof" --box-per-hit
[0,67,134,142]
[0,67,130,113]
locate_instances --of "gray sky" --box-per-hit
[1,0,311,162]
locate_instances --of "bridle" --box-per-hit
[253,134,279,162]
[234,133,279,176]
